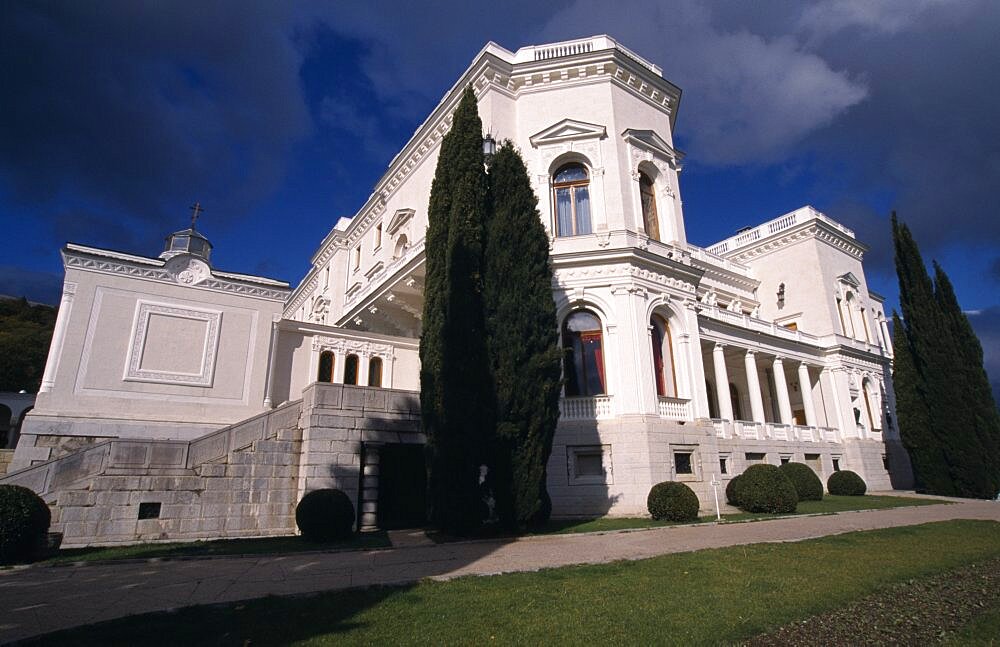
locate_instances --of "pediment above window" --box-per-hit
[622,129,684,167]
[837,272,861,288]
[386,208,414,236]
[529,119,607,147]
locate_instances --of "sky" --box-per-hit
[1,0,998,398]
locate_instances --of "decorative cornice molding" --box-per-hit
[63,248,289,301]
[729,223,865,264]
[311,336,395,359]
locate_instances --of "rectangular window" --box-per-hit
[804,453,821,474]
[374,223,383,250]
[353,246,361,271]
[832,457,841,472]
[780,455,791,465]
[138,502,161,520]
[719,456,729,475]
[568,445,612,484]
[323,267,329,289]
[745,452,766,465]
[674,451,693,475]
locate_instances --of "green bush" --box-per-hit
[647,481,700,522]
[828,470,867,496]
[735,464,798,514]
[0,484,51,564]
[725,474,744,506]
[295,489,355,542]
[779,462,824,501]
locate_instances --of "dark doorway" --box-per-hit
[377,444,427,529]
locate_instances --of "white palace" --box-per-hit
[2,36,911,545]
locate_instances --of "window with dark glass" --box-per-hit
[719,456,729,474]
[650,315,677,397]
[562,310,606,396]
[317,351,334,383]
[729,383,745,421]
[639,172,660,241]
[553,163,592,237]
[368,357,383,387]
[344,354,359,385]
[674,451,693,475]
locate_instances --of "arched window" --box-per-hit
[344,354,359,385]
[368,357,383,387]
[639,172,660,241]
[317,351,334,383]
[729,383,745,421]
[862,378,878,430]
[562,310,605,396]
[650,315,677,397]
[553,163,592,237]
[394,234,409,260]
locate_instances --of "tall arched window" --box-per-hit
[650,315,677,397]
[368,357,383,387]
[706,380,719,418]
[639,172,660,241]
[344,354,359,385]
[553,163,592,237]
[729,383,745,421]
[862,378,878,430]
[317,351,334,383]
[562,310,605,396]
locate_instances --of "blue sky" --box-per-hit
[2,1,998,395]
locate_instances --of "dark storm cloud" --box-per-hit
[0,2,312,229]
[967,307,1000,405]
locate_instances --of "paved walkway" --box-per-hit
[1,497,998,643]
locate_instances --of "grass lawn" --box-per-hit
[43,531,391,565]
[29,519,1000,646]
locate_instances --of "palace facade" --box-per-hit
[3,36,911,545]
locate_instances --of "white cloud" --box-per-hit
[797,0,958,41]
[536,0,868,165]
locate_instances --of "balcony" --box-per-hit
[559,395,614,420]
[657,396,692,421]
[712,419,842,444]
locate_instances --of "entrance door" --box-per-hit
[377,444,427,529]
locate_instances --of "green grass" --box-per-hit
[945,606,1000,646]
[43,531,391,565]
[30,519,1000,646]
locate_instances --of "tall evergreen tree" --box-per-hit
[420,86,494,534]
[483,142,563,529]
[891,213,1000,498]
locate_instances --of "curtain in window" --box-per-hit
[562,311,606,396]
[575,186,592,235]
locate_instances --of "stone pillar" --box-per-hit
[797,362,818,427]
[744,350,766,423]
[360,442,383,531]
[39,282,76,394]
[712,343,733,420]
[358,353,371,387]
[262,315,281,408]
[772,357,793,425]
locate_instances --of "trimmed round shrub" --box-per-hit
[647,481,700,522]
[725,474,744,507]
[0,485,51,564]
[828,470,867,496]
[296,488,355,542]
[779,462,824,501]
[735,464,798,514]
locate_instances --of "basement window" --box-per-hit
[138,502,161,520]
[568,445,612,485]
[674,451,693,475]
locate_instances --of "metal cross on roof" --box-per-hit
[189,202,204,229]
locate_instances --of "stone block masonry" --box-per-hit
[0,384,424,547]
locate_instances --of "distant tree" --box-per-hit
[0,297,57,392]
[891,214,1000,498]
[483,142,563,529]
[420,86,494,534]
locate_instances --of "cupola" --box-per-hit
[160,202,213,262]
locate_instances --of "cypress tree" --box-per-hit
[891,213,998,498]
[483,142,563,529]
[420,86,494,534]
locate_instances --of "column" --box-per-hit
[358,353,371,387]
[712,343,734,420]
[359,443,382,531]
[39,282,77,394]
[262,315,281,408]
[797,362,818,427]
[772,357,793,425]
[744,350,766,423]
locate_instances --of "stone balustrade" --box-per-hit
[559,395,614,420]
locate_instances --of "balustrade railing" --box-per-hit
[657,396,691,421]
[559,395,614,420]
